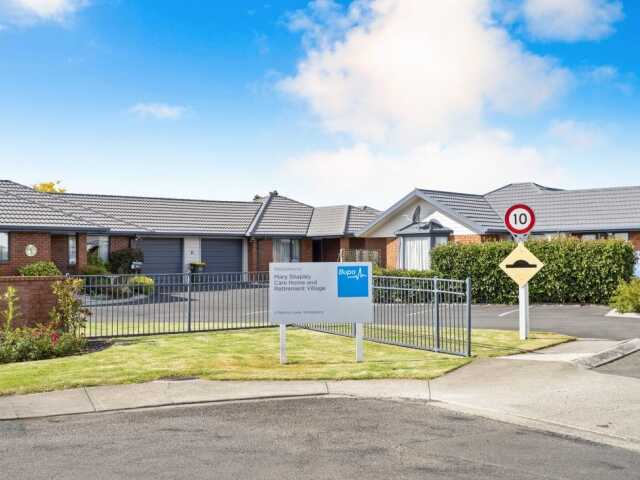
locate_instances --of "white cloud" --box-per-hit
[0,0,88,24]
[522,0,623,42]
[280,0,570,145]
[129,103,187,120]
[548,119,605,149]
[280,131,565,206]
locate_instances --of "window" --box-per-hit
[0,232,8,262]
[614,232,629,241]
[273,239,300,262]
[402,236,448,270]
[87,235,109,261]
[403,237,431,270]
[68,236,77,266]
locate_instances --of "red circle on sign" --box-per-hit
[504,204,536,235]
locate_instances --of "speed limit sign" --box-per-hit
[504,204,536,236]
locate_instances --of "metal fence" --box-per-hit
[78,272,270,338]
[76,272,471,357]
[305,276,471,356]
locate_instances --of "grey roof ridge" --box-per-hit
[522,184,640,195]
[271,193,315,210]
[59,190,262,206]
[483,182,562,196]
[303,203,322,237]
[0,182,107,231]
[418,188,486,198]
[246,193,274,236]
[53,193,152,233]
[356,188,423,236]
[342,205,350,236]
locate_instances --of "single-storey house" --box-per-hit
[0,180,380,275]
[359,182,640,273]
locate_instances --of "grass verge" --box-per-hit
[0,328,572,396]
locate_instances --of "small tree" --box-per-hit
[1,286,21,331]
[33,181,66,193]
[49,279,90,335]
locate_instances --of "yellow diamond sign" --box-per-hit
[499,243,544,288]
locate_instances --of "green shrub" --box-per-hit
[610,279,640,313]
[81,263,109,275]
[109,248,144,274]
[1,286,21,331]
[17,261,62,277]
[373,267,438,303]
[49,279,90,335]
[0,326,85,364]
[127,275,155,296]
[431,238,636,305]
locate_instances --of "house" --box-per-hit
[0,180,380,275]
[359,183,640,272]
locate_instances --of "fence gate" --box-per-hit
[77,273,471,357]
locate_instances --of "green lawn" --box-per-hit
[0,328,573,396]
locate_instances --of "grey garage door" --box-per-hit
[139,238,183,274]
[201,239,243,273]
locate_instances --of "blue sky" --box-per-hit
[0,0,638,208]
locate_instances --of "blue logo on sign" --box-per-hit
[337,265,369,298]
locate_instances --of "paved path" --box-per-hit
[3,397,640,480]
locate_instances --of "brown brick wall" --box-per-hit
[0,276,63,329]
[50,235,68,272]
[385,238,399,269]
[253,239,272,272]
[630,232,640,250]
[0,232,52,276]
[300,239,313,262]
[451,234,483,244]
[109,236,132,254]
[361,237,388,267]
[50,234,87,274]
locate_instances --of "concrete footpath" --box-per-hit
[2,339,640,453]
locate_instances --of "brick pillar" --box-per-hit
[300,239,313,262]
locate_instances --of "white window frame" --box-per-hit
[401,235,448,271]
[0,232,8,262]
[87,235,110,262]
[68,235,77,266]
[272,239,301,263]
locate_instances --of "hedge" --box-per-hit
[430,238,635,305]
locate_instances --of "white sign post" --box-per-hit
[269,262,373,364]
[503,204,537,340]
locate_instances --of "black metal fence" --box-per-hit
[76,272,471,356]
[306,276,471,356]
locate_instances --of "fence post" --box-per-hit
[434,278,440,352]
[187,272,193,332]
[466,277,472,357]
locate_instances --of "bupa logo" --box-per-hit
[337,265,369,298]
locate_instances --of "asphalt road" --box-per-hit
[2,397,639,479]
[471,304,640,340]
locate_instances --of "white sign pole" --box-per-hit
[355,323,364,362]
[279,324,287,365]
[519,282,529,340]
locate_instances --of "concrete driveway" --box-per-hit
[471,304,640,340]
[2,397,639,479]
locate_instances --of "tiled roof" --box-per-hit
[250,195,314,237]
[1,180,379,237]
[0,181,106,232]
[417,189,505,231]
[307,206,348,237]
[60,193,262,236]
[485,183,640,232]
[345,206,381,235]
